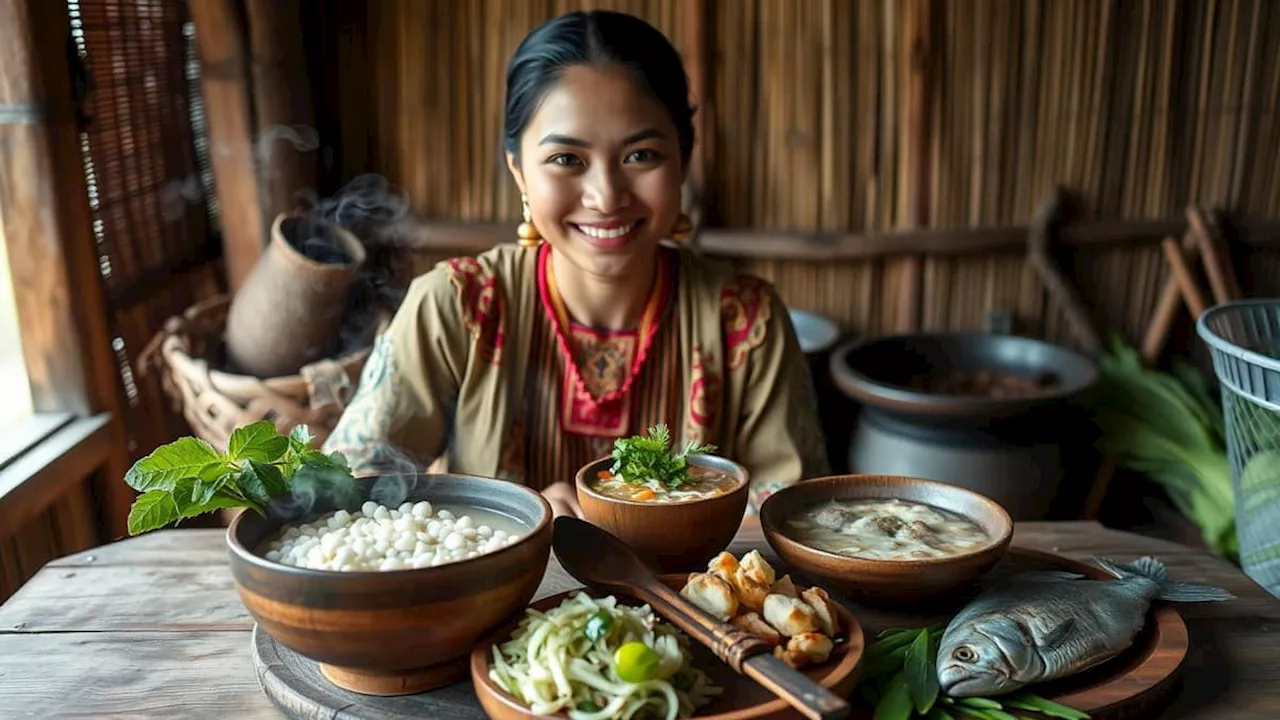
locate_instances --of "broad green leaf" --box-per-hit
[926,707,957,720]
[873,673,913,720]
[906,629,939,714]
[328,451,350,469]
[228,421,289,462]
[239,461,289,506]
[291,461,361,511]
[124,437,223,492]
[862,643,912,680]
[127,491,181,535]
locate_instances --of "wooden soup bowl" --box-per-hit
[759,475,1012,607]
[226,473,553,697]
[575,455,749,573]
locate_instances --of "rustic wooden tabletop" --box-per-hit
[0,520,1275,719]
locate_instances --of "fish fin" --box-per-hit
[1040,617,1076,650]
[1093,556,1235,603]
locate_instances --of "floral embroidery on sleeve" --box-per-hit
[442,256,505,365]
[685,345,721,443]
[720,275,773,371]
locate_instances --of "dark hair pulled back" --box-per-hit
[502,11,695,166]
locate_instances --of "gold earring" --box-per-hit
[517,194,541,248]
[672,213,693,241]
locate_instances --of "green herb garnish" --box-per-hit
[608,424,716,489]
[858,626,1090,720]
[123,421,352,535]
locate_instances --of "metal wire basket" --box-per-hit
[1198,300,1280,596]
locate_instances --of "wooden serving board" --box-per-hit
[252,547,1187,720]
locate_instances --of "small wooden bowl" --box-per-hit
[470,574,866,720]
[226,473,553,697]
[575,455,749,573]
[759,475,1013,606]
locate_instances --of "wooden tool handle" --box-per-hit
[743,653,852,720]
[635,579,773,671]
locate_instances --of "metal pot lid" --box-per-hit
[788,309,841,355]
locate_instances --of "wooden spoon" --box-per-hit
[553,516,852,720]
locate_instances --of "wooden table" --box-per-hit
[1,520,1277,719]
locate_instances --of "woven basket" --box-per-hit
[138,294,375,453]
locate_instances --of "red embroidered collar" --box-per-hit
[536,245,673,437]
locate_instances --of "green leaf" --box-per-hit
[328,451,350,469]
[585,611,613,642]
[957,698,1003,710]
[124,437,223,492]
[862,643,912,680]
[906,629,939,714]
[228,420,290,462]
[926,708,957,720]
[1004,694,1090,720]
[127,491,181,535]
[239,460,289,506]
[873,672,913,720]
[291,460,362,511]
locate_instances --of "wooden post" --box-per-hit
[244,0,317,219]
[189,0,267,292]
[683,0,710,193]
[0,0,131,539]
[898,0,932,332]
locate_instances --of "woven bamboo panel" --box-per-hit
[314,0,1280,232]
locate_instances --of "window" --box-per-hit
[0,231,34,431]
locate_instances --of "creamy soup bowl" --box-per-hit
[760,474,1012,607]
[575,454,750,573]
[226,473,552,696]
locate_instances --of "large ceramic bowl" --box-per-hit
[575,454,749,573]
[760,474,1012,606]
[226,473,553,696]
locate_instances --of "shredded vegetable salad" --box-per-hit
[489,592,722,720]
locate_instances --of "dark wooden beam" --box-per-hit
[399,215,1280,261]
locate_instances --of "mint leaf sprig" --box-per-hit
[608,424,717,489]
[124,422,352,536]
[858,626,1090,720]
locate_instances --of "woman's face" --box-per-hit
[507,63,686,280]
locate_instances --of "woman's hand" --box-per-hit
[541,481,584,519]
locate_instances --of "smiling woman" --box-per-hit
[321,10,829,520]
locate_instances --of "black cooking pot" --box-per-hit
[830,333,1099,520]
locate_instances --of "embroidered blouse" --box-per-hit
[322,242,829,510]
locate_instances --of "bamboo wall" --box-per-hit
[303,0,1280,347]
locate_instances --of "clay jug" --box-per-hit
[225,213,367,378]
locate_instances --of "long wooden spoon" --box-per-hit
[553,516,852,720]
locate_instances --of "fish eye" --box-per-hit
[953,646,978,663]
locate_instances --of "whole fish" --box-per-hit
[936,556,1233,697]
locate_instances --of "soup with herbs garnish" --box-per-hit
[591,464,742,503]
[785,498,989,560]
[588,424,743,503]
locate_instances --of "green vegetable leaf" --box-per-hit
[124,437,223,492]
[874,672,914,720]
[926,707,957,720]
[608,424,718,489]
[1004,694,1090,720]
[239,460,289,507]
[126,491,182,535]
[957,698,1003,710]
[862,643,912,680]
[906,629,939,714]
[124,422,356,536]
[227,420,289,462]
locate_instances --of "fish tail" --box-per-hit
[1092,556,1235,602]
